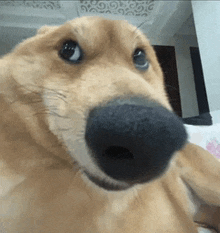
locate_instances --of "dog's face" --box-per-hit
[1,16,187,191]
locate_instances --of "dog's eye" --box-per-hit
[59,40,83,63]
[133,49,149,71]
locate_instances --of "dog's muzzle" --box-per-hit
[85,97,187,186]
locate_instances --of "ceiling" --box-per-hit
[0,0,196,51]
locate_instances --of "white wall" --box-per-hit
[211,110,220,124]
[192,1,220,115]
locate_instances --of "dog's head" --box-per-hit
[0,16,187,191]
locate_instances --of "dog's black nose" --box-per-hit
[85,97,187,183]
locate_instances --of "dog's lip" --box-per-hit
[83,171,132,191]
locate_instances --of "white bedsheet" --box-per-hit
[184,123,220,159]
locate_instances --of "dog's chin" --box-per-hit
[83,171,132,191]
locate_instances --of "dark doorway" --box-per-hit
[153,46,182,117]
[190,47,210,114]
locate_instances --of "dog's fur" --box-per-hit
[0,16,220,233]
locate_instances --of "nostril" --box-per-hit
[103,146,134,160]
[85,101,187,182]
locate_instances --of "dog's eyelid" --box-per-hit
[58,38,78,48]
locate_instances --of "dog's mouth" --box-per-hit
[83,170,132,191]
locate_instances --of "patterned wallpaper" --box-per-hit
[0,0,61,10]
[79,0,155,17]
[0,0,155,17]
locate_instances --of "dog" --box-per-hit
[0,16,220,233]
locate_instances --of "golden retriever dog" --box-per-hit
[0,16,220,233]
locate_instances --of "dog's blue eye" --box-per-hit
[59,40,83,63]
[133,49,149,71]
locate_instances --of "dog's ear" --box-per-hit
[179,143,220,206]
[37,25,59,35]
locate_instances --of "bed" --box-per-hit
[183,112,220,159]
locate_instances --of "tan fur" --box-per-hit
[0,16,220,233]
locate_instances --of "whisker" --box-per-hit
[74,137,85,144]
[33,109,50,116]
[16,83,69,100]
[43,86,68,98]
[44,89,67,100]
[58,128,72,132]
[136,19,148,30]
[33,109,69,119]
[44,94,68,104]
[165,84,179,92]
[49,111,70,119]
[168,98,177,103]
[13,84,69,106]
[10,99,44,106]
